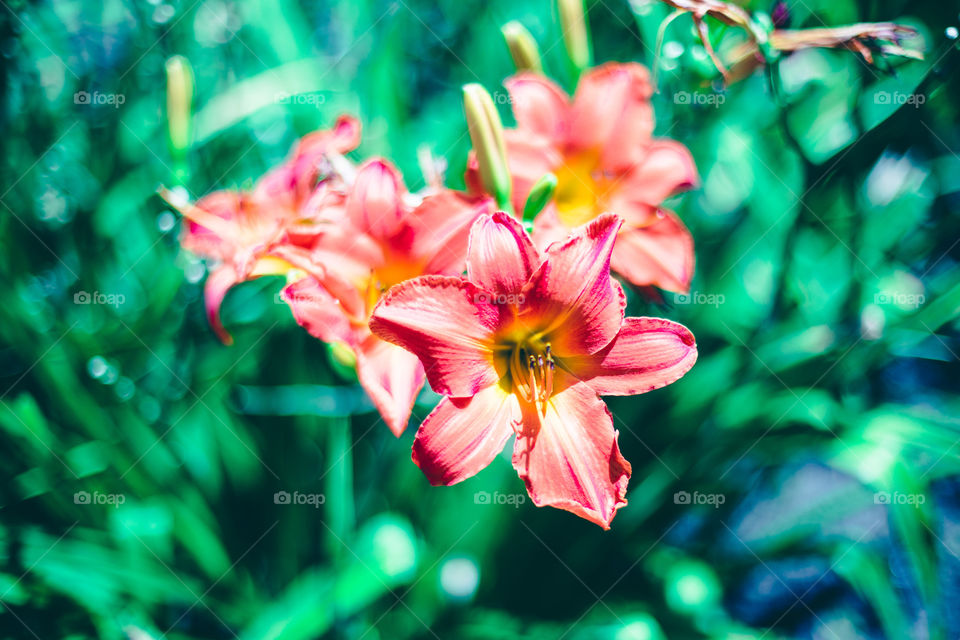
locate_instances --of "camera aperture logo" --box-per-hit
[74,490,125,508]
[474,490,526,508]
[674,490,725,508]
[273,490,325,508]
[74,291,125,308]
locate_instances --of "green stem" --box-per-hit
[325,415,355,562]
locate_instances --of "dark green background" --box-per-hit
[1,0,959,638]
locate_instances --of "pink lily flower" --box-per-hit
[280,159,495,436]
[492,63,699,293]
[369,212,697,528]
[166,116,361,344]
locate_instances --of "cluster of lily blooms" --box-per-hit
[166,60,703,529]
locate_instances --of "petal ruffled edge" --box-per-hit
[512,376,631,529]
[412,382,517,485]
[564,317,697,396]
[369,275,503,398]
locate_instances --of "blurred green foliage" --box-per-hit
[1,0,960,638]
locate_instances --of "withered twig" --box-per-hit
[654,0,923,83]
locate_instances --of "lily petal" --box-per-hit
[521,213,624,356]
[355,335,426,437]
[272,243,372,322]
[180,191,245,261]
[569,63,654,170]
[370,275,502,398]
[504,73,571,140]
[467,212,541,295]
[605,140,698,225]
[204,264,240,345]
[412,382,517,485]
[281,276,355,346]
[348,159,407,240]
[406,190,496,274]
[565,317,697,395]
[609,211,695,293]
[512,375,631,529]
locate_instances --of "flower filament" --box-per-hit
[507,337,555,415]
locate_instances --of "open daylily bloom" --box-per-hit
[164,115,360,344]
[280,159,495,436]
[493,63,699,293]
[370,212,697,528]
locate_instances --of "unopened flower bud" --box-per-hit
[522,173,557,222]
[463,83,513,212]
[502,21,543,73]
[558,0,592,77]
[165,56,194,156]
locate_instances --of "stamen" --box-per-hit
[507,339,556,411]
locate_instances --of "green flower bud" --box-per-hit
[463,83,513,212]
[558,0,592,77]
[165,56,194,156]
[522,173,557,222]
[502,21,543,73]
